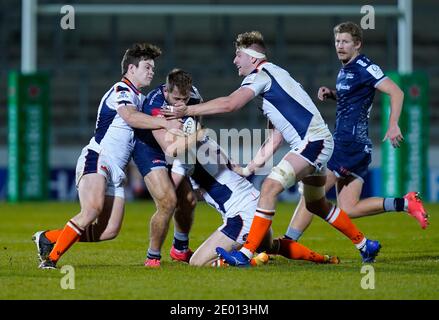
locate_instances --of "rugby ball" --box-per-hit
[182,117,196,135]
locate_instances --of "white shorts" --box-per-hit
[290,133,334,174]
[75,147,126,199]
[218,193,257,245]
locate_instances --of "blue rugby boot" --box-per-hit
[216,247,251,267]
[360,239,381,263]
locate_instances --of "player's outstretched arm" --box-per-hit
[117,105,169,130]
[162,87,255,119]
[377,78,404,148]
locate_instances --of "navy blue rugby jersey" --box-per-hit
[334,54,386,144]
[134,84,203,150]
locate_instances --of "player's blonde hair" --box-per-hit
[166,69,192,96]
[121,43,162,76]
[333,21,363,45]
[235,31,266,54]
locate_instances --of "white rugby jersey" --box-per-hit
[172,137,259,219]
[241,62,330,148]
[85,77,145,170]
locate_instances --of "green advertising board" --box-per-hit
[8,72,50,202]
[381,72,429,198]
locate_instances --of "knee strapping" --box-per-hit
[267,160,296,189]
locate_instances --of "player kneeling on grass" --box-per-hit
[167,127,339,267]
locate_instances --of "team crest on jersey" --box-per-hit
[116,90,129,100]
[346,72,355,79]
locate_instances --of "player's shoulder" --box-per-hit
[112,79,141,95]
[241,64,272,86]
[109,81,131,97]
[259,62,290,83]
[145,84,166,106]
[188,85,203,104]
[353,54,373,69]
[107,80,140,103]
[355,54,385,79]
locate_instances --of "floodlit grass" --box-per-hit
[0,201,438,300]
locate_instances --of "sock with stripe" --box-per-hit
[278,238,326,263]
[147,248,161,260]
[44,224,100,243]
[241,208,275,259]
[324,206,365,246]
[383,198,407,212]
[173,231,189,252]
[48,220,84,263]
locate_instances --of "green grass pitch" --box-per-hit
[0,201,438,300]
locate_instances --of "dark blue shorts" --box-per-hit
[132,140,168,177]
[327,140,372,180]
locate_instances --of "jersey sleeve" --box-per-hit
[240,71,270,96]
[362,63,387,88]
[113,83,138,110]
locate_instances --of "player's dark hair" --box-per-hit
[166,69,193,95]
[121,43,161,76]
[333,21,363,44]
[235,31,266,54]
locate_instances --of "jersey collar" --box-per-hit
[122,77,141,95]
[343,54,364,68]
[250,60,268,74]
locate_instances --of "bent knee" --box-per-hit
[305,199,332,216]
[260,179,283,197]
[99,228,120,241]
[189,256,204,267]
[156,193,177,213]
[187,192,197,209]
[189,253,213,267]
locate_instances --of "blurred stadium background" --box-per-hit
[1,0,438,202]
